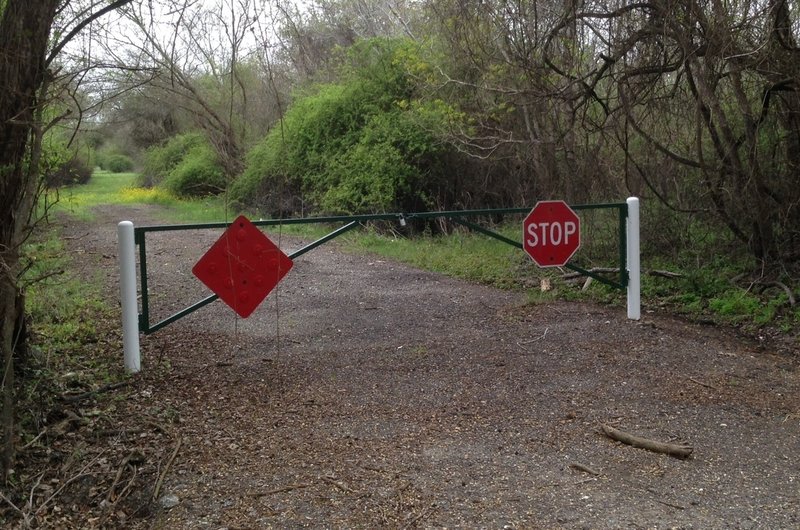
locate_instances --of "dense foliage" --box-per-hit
[231,38,456,215]
[141,133,226,197]
[74,1,798,272]
[96,152,134,173]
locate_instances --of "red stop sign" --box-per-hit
[523,200,581,267]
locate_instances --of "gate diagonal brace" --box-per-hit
[451,218,626,290]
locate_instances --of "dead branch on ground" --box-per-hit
[600,423,693,458]
[61,380,131,403]
[152,437,182,501]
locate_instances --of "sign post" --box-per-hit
[118,221,140,373]
[522,200,581,267]
[626,197,640,320]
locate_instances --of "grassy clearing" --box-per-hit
[47,171,138,219]
[49,170,230,222]
[53,170,328,239]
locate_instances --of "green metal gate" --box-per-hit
[131,203,631,335]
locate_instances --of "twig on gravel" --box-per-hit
[322,475,353,493]
[35,451,105,517]
[21,428,48,451]
[653,496,686,510]
[600,424,693,458]
[402,503,436,530]
[37,472,94,516]
[569,462,601,476]
[153,437,182,502]
[248,483,311,497]
[0,490,25,521]
[638,487,686,510]
[517,327,549,348]
[688,377,719,391]
[61,380,131,403]
[106,450,145,507]
[1,472,46,526]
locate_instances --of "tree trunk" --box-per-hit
[0,0,61,483]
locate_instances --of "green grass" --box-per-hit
[345,226,528,290]
[48,171,139,219]
[52,170,233,223]
[346,223,798,333]
[54,170,333,241]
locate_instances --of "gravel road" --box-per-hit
[64,204,800,529]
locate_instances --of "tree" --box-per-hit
[424,0,799,264]
[542,0,800,263]
[0,0,132,483]
[97,0,268,179]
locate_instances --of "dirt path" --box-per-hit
[64,204,799,529]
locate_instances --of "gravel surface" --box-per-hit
[59,204,800,529]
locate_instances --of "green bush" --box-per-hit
[140,133,205,187]
[161,141,226,197]
[46,156,93,187]
[103,153,134,173]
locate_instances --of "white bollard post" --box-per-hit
[626,197,641,320]
[118,221,141,372]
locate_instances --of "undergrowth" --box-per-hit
[18,230,127,453]
[345,221,799,335]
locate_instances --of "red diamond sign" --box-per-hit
[192,215,293,318]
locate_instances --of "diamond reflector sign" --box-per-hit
[192,215,293,318]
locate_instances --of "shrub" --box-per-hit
[103,154,134,173]
[161,141,226,197]
[45,156,93,187]
[231,37,459,215]
[140,133,204,187]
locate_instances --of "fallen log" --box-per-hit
[601,424,693,458]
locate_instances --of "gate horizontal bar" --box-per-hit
[133,204,626,236]
[146,293,219,334]
[450,218,523,249]
[139,220,362,334]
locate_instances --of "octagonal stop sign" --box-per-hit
[523,200,581,267]
[193,215,293,318]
